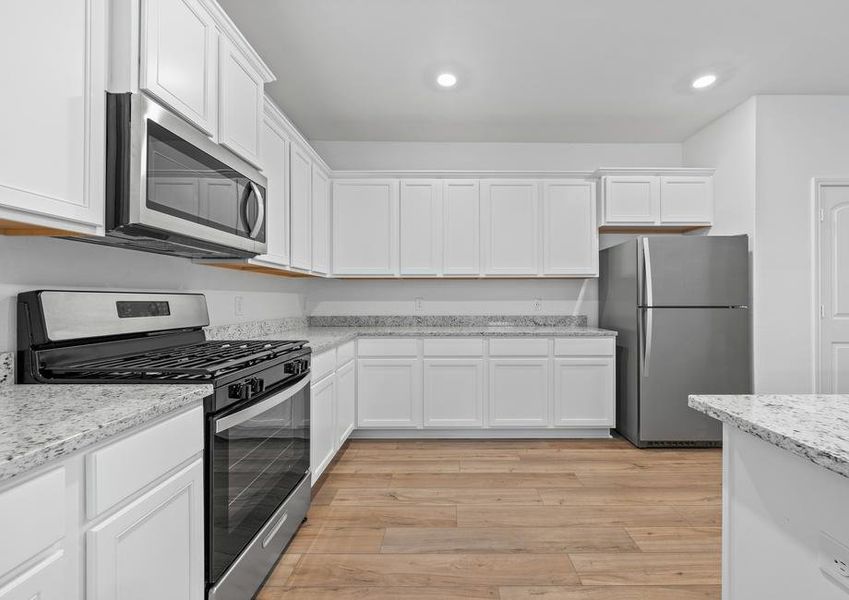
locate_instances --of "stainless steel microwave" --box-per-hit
[100,92,267,258]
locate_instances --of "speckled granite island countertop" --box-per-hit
[0,383,211,483]
[689,394,849,479]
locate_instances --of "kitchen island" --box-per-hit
[690,394,849,599]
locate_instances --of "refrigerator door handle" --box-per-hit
[643,308,653,377]
[643,238,654,307]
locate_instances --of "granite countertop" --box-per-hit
[0,383,211,483]
[689,394,849,479]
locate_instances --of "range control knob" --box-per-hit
[228,382,249,400]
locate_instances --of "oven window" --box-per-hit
[146,120,266,242]
[210,380,309,580]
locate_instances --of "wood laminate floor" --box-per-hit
[258,438,722,600]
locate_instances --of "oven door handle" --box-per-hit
[215,374,310,433]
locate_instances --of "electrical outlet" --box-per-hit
[532,298,543,313]
[234,295,245,317]
[820,532,849,590]
[414,297,424,313]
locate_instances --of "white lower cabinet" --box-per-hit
[335,360,357,446]
[423,359,484,427]
[553,357,615,427]
[310,373,336,484]
[0,551,65,600]
[86,459,204,600]
[487,358,550,427]
[357,358,422,428]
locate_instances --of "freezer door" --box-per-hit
[639,235,749,307]
[639,307,750,443]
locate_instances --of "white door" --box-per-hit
[335,360,356,446]
[481,180,540,275]
[400,180,443,275]
[443,180,481,275]
[0,551,65,600]
[311,167,331,274]
[553,358,615,427]
[488,359,550,427]
[217,38,264,167]
[542,180,598,276]
[87,460,204,600]
[332,180,400,275]
[818,182,849,393]
[311,374,336,483]
[258,112,289,264]
[660,176,713,225]
[0,0,107,234]
[140,0,218,136]
[357,358,421,428]
[603,176,659,224]
[423,359,484,427]
[289,144,312,270]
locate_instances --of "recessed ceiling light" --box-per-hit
[692,73,717,89]
[436,72,458,88]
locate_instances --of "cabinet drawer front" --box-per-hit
[423,338,484,357]
[312,349,337,381]
[554,338,615,356]
[86,406,203,518]
[0,469,65,576]
[336,341,356,366]
[357,338,419,357]
[488,338,549,356]
[0,550,65,600]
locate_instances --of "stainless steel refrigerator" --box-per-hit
[599,235,751,447]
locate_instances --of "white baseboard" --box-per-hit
[350,428,613,439]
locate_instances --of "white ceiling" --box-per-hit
[219,0,849,143]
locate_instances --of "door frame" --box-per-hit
[812,178,849,393]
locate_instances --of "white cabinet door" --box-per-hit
[311,374,336,484]
[543,180,598,276]
[488,359,550,427]
[0,0,106,234]
[311,167,331,274]
[332,180,400,276]
[553,358,615,427]
[602,176,660,224]
[660,176,713,225]
[400,180,442,275]
[289,144,312,270]
[0,551,65,600]
[357,358,421,428]
[87,459,204,600]
[258,112,289,264]
[481,180,540,275]
[423,359,484,427]
[140,0,218,136]
[335,360,356,447]
[442,180,481,275]
[218,38,264,167]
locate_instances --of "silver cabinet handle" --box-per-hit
[215,375,310,433]
[248,181,265,239]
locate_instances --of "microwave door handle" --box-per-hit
[248,181,265,239]
[215,375,310,433]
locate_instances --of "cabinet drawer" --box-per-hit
[554,338,615,356]
[0,550,65,599]
[312,349,337,381]
[86,406,203,518]
[488,338,549,356]
[357,338,418,357]
[0,469,65,576]
[423,338,484,357]
[337,341,356,366]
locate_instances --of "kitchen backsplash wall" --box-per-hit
[308,315,588,327]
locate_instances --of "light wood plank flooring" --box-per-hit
[258,438,721,599]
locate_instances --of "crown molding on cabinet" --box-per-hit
[593,167,716,177]
[331,170,596,180]
[201,0,275,83]
[263,97,331,174]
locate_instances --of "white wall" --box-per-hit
[0,236,308,352]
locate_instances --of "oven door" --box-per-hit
[207,374,310,583]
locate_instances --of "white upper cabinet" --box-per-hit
[140,0,218,136]
[597,169,714,229]
[257,107,289,265]
[218,37,264,166]
[543,180,598,276]
[0,0,106,235]
[289,144,312,270]
[481,180,540,275]
[332,180,400,276]
[311,167,331,275]
[400,180,443,276]
[442,180,481,276]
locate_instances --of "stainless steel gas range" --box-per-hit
[17,290,311,600]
